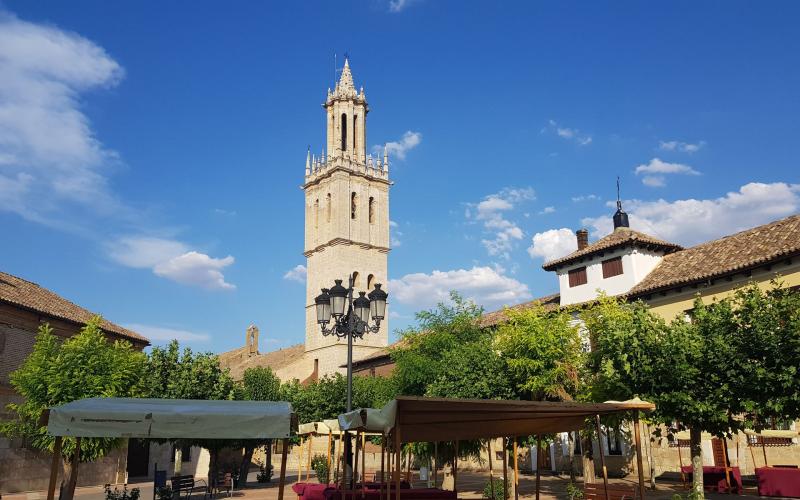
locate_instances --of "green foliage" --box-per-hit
[311,453,330,483]
[238,366,281,402]
[582,295,665,404]
[425,339,514,400]
[482,477,507,500]
[1,319,147,462]
[391,293,486,396]
[154,487,173,500]
[566,481,584,500]
[256,461,273,483]
[104,485,141,500]
[495,304,583,401]
[145,340,235,400]
[281,373,397,424]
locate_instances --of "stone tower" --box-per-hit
[303,59,391,375]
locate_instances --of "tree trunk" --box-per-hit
[646,424,656,490]
[208,448,219,493]
[174,446,183,475]
[265,440,273,482]
[581,436,595,485]
[690,428,704,498]
[60,456,79,500]
[239,443,255,488]
[567,432,576,481]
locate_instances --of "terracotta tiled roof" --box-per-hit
[479,293,562,327]
[628,214,800,296]
[348,346,395,368]
[0,271,148,344]
[542,228,683,271]
[219,343,306,380]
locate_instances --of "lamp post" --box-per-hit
[314,277,388,486]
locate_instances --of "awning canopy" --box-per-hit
[47,398,295,439]
[382,396,654,442]
[298,421,333,436]
[339,404,396,433]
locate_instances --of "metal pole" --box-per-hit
[513,438,519,500]
[502,438,508,500]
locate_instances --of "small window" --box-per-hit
[367,274,375,291]
[326,193,331,223]
[351,192,357,219]
[314,199,319,228]
[602,257,623,278]
[351,271,360,289]
[568,267,587,287]
[368,197,375,223]
[341,113,347,151]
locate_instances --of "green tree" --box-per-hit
[425,339,514,400]
[495,304,583,401]
[391,293,485,396]
[145,340,235,488]
[1,319,147,500]
[235,366,282,486]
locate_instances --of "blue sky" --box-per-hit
[1,1,798,353]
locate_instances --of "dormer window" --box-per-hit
[568,267,587,287]
[602,257,623,278]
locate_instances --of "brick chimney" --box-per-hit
[576,229,589,250]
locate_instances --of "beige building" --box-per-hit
[221,59,391,382]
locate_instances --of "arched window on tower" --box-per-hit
[341,113,347,151]
[367,274,375,291]
[368,196,375,224]
[353,114,358,153]
[326,193,331,223]
[314,199,319,228]
[351,192,357,219]
[351,271,360,289]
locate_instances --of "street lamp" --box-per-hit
[314,278,387,411]
[315,277,387,488]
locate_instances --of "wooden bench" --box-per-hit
[584,482,638,500]
[170,474,208,500]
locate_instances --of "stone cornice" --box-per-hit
[302,165,392,189]
[304,237,391,257]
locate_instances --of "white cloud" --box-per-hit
[0,11,125,223]
[466,187,535,259]
[582,182,800,247]
[635,158,701,187]
[641,175,666,187]
[527,228,578,262]
[572,194,600,202]
[283,264,307,283]
[123,323,210,342]
[659,140,705,153]
[108,236,236,290]
[373,131,421,161]
[538,206,556,215]
[543,119,592,146]
[388,0,415,12]
[389,266,531,311]
[389,220,402,247]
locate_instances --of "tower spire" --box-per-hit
[305,146,311,175]
[613,176,630,229]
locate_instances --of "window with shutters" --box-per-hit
[568,267,587,287]
[602,257,623,278]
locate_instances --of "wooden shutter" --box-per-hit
[568,267,587,287]
[602,257,623,278]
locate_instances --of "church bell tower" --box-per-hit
[303,59,391,375]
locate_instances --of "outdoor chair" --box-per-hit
[170,474,208,500]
